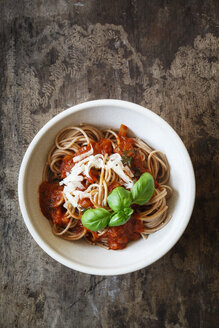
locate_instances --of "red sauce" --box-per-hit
[108,181,121,193]
[115,135,135,155]
[87,168,99,184]
[97,139,113,155]
[60,139,113,178]
[100,216,144,250]
[60,155,74,179]
[115,128,159,188]
[73,220,85,234]
[119,124,128,137]
[39,182,68,226]
[78,197,93,208]
[132,153,147,173]
[74,143,92,157]
[40,124,158,249]
[60,144,95,178]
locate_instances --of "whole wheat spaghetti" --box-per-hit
[39,124,172,250]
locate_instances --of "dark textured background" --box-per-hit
[0,1,219,327]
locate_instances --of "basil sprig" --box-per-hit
[81,172,155,231]
[81,208,111,231]
[107,187,132,211]
[131,172,154,205]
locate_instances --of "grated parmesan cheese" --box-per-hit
[73,144,94,163]
[60,152,134,209]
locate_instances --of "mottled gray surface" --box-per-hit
[0,1,219,327]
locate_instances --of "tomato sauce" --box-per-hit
[115,135,135,155]
[78,198,93,208]
[108,181,121,193]
[118,124,128,137]
[132,153,147,173]
[60,155,74,179]
[100,216,144,250]
[40,124,156,249]
[90,139,113,156]
[87,168,99,184]
[95,139,113,156]
[114,124,135,155]
[72,220,85,234]
[39,182,68,226]
[60,139,113,178]
[115,124,159,188]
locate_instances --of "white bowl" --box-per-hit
[18,100,195,275]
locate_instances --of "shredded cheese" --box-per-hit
[73,144,94,163]
[60,152,134,209]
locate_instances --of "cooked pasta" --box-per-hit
[39,124,172,250]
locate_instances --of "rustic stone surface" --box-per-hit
[0,1,218,327]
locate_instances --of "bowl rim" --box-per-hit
[18,99,196,275]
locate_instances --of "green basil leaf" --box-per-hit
[107,187,132,211]
[121,149,135,167]
[131,172,154,205]
[122,155,132,167]
[109,208,133,227]
[81,208,111,231]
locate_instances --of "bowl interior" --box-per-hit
[20,101,195,275]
